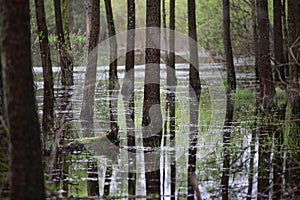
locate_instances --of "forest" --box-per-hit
[0,0,299,199]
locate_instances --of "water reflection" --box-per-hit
[33,63,299,199]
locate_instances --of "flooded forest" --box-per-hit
[1,0,300,199]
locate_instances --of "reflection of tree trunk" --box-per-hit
[187,0,201,199]
[121,0,136,196]
[247,99,259,200]
[104,0,120,195]
[80,0,100,196]
[49,88,73,193]
[286,0,300,197]
[272,102,287,199]
[0,1,45,198]
[34,0,54,137]
[221,94,234,200]
[143,0,162,196]
[87,157,99,196]
[54,0,73,86]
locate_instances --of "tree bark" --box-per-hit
[222,0,236,93]
[121,0,136,195]
[54,0,73,86]
[257,0,275,110]
[273,0,286,85]
[143,0,162,196]
[0,1,45,199]
[104,0,119,138]
[34,0,55,137]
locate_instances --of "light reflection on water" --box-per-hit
[34,63,258,199]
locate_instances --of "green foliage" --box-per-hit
[30,0,256,66]
[233,88,256,105]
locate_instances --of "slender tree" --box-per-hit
[256,0,275,198]
[34,0,55,137]
[167,0,177,199]
[221,1,236,199]
[273,0,285,85]
[143,0,162,196]
[103,0,120,195]
[222,0,236,93]
[0,0,45,198]
[54,0,73,86]
[62,0,71,48]
[104,0,119,138]
[121,0,136,195]
[187,0,201,199]
[80,0,100,196]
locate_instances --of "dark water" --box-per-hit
[33,62,292,199]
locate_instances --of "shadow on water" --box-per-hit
[33,63,300,199]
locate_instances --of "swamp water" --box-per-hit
[34,62,286,199]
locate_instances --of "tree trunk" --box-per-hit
[256,0,275,198]
[168,1,177,199]
[121,0,136,195]
[143,0,162,196]
[34,0,55,137]
[273,0,286,86]
[80,0,100,196]
[62,0,71,48]
[0,1,45,199]
[54,0,73,86]
[104,0,119,140]
[250,0,259,86]
[103,0,120,196]
[187,0,201,199]
[257,0,275,109]
[222,0,236,93]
